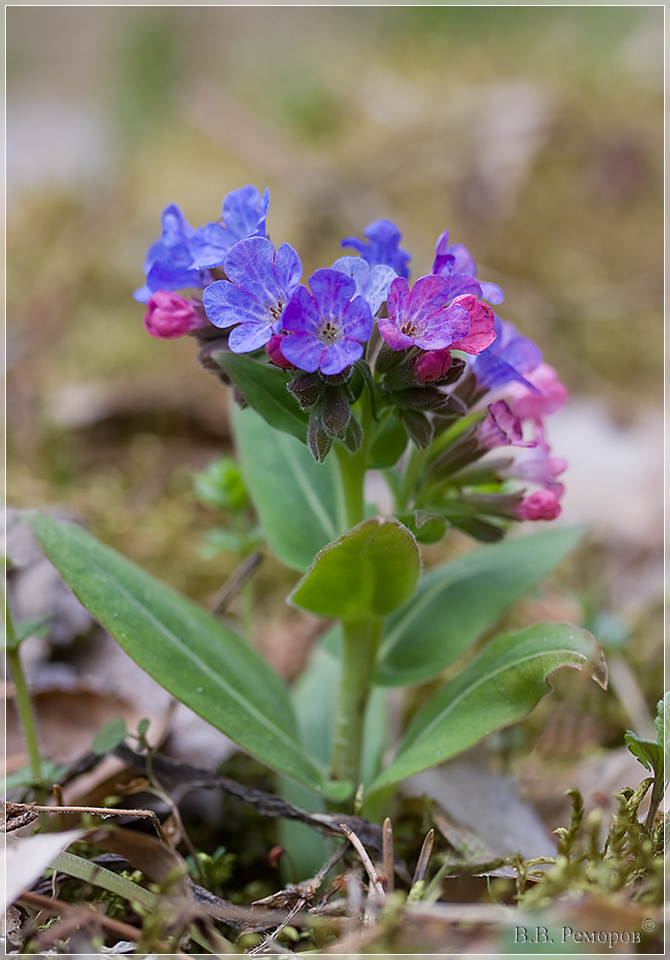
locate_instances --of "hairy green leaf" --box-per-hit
[233,406,343,571]
[289,518,421,621]
[27,511,328,794]
[371,623,606,791]
[376,527,585,687]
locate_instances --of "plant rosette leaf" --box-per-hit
[289,517,421,621]
[233,405,343,572]
[370,622,607,792]
[26,511,329,795]
[375,526,585,688]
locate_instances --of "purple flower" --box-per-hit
[202,237,302,353]
[340,220,412,280]
[190,185,270,270]
[134,204,210,303]
[279,269,374,376]
[472,316,543,392]
[330,256,396,315]
[477,400,536,449]
[143,291,208,339]
[511,435,567,498]
[432,230,504,305]
[378,275,470,352]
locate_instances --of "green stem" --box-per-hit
[330,618,381,795]
[334,385,373,529]
[7,643,46,801]
[645,775,666,831]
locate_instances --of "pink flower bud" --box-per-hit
[265,334,295,370]
[144,292,205,339]
[516,489,562,521]
[414,348,453,382]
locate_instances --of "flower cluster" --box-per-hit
[136,184,568,536]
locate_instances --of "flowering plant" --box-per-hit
[28,185,605,816]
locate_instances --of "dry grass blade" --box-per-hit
[411,828,435,892]
[339,823,385,901]
[3,801,165,840]
[382,816,394,895]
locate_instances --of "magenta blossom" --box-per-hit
[279,269,373,376]
[414,294,496,381]
[477,400,536,449]
[516,489,562,521]
[143,291,207,339]
[504,363,568,424]
[379,276,470,352]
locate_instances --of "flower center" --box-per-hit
[401,321,417,338]
[318,318,342,345]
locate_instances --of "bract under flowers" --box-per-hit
[203,237,302,353]
[279,269,373,376]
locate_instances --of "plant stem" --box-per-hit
[330,618,381,796]
[6,642,46,802]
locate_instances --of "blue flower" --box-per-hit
[472,316,543,391]
[202,237,302,353]
[340,220,412,280]
[279,269,374,376]
[330,256,396,315]
[432,230,504,305]
[134,204,210,303]
[190,185,270,270]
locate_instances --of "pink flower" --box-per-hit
[477,400,536,449]
[516,489,562,521]
[449,295,496,355]
[512,442,567,498]
[505,363,568,424]
[144,291,206,339]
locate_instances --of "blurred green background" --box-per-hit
[7,6,663,610]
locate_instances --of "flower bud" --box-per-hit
[516,489,562,521]
[265,334,294,370]
[143,291,206,339]
[414,349,453,382]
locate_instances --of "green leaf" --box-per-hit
[371,623,606,791]
[368,413,408,469]
[217,352,309,441]
[26,511,328,795]
[92,717,128,755]
[625,731,663,778]
[233,405,343,571]
[289,518,421,620]
[375,526,585,687]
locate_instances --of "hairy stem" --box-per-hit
[330,618,381,799]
